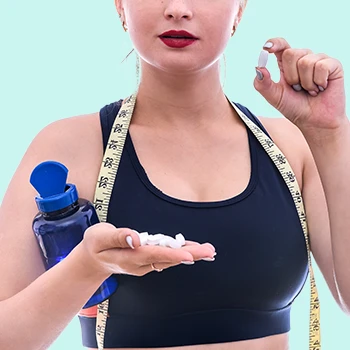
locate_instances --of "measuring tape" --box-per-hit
[92,93,136,350]
[91,92,320,350]
[230,100,321,350]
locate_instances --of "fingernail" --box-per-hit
[308,91,318,97]
[255,68,263,81]
[318,85,325,92]
[202,257,215,262]
[263,42,274,49]
[292,84,302,92]
[126,236,135,249]
[181,261,195,265]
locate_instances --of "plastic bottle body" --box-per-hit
[33,199,118,308]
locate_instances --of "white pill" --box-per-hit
[165,236,182,249]
[175,233,186,246]
[159,238,169,247]
[139,232,149,246]
[258,50,269,68]
[146,234,164,245]
[140,237,148,246]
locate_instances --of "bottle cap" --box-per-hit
[30,161,78,213]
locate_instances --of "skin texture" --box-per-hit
[0,0,349,349]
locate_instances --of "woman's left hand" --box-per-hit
[254,37,347,132]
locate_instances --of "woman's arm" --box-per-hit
[261,116,350,313]
[253,36,350,312]
[302,122,350,313]
[0,114,109,349]
[0,245,109,350]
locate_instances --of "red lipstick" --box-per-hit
[159,30,199,48]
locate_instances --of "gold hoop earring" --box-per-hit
[231,26,236,37]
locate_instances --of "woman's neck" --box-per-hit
[133,61,233,129]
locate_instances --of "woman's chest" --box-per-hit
[107,148,308,314]
[127,122,255,202]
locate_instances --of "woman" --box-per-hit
[0,0,349,349]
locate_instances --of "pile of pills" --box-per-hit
[137,232,186,249]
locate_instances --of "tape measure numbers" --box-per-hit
[92,92,321,350]
[92,94,136,350]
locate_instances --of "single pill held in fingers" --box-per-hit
[258,50,269,68]
[318,85,325,92]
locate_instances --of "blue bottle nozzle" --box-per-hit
[30,161,78,213]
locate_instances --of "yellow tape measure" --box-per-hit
[92,94,136,350]
[92,92,320,350]
[230,100,321,350]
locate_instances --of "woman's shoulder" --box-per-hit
[39,111,101,140]
[27,111,104,201]
[256,116,311,188]
[34,111,102,159]
[258,116,309,153]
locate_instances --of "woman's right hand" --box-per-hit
[79,223,216,277]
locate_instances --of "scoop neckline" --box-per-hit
[124,125,259,208]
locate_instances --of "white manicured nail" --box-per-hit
[202,257,215,262]
[126,236,134,249]
[258,50,269,68]
[181,261,195,265]
[292,84,302,92]
[263,42,274,49]
[256,68,264,81]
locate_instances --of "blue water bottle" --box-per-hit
[30,160,118,308]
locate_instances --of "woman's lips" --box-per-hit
[159,37,198,48]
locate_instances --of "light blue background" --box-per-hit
[1,0,349,349]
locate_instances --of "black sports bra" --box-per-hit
[78,100,308,348]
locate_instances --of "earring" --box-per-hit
[118,13,128,32]
[231,26,236,37]
[122,21,128,32]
